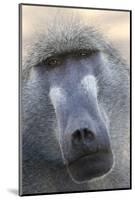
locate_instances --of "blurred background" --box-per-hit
[22,5,130,64]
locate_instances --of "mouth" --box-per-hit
[68,151,113,182]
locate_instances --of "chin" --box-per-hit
[67,152,113,183]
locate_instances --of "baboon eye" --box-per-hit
[77,49,97,57]
[45,57,61,67]
[78,50,89,56]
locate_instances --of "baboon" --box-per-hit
[20,12,130,195]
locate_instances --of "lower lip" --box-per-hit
[68,152,113,180]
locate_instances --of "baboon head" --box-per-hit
[23,15,128,183]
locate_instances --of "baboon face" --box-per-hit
[30,48,113,182]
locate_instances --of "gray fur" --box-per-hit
[20,14,130,195]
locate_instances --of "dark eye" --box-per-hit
[45,57,61,66]
[77,49,97,57]
[78,50,89,56]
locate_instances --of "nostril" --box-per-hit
[83,128,95,141]
[72,128,95,145]
[72,130,82,144]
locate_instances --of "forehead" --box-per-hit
[25,22,104,56]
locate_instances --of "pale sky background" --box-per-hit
[22,5,130,63]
